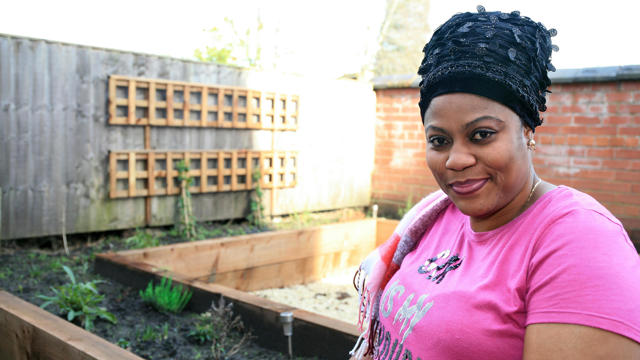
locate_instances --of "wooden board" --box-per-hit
[107,219,377,283]
[107,75,299,131]
[0,291,143,360]
[194,246,369,291]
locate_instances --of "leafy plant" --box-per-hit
[125,228,160,249]
[174,160,198,240]
[247,168,265,229]
[117,338,130,349]
[139,277,192,313]
[37,265,116,330]
[188,312,214,344]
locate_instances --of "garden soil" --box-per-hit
[0,224,334,360]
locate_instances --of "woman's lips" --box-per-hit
[449,178,489,195]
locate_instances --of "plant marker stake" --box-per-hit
[279,311,294,359]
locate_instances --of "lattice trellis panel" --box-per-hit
[109,150,298,199]
[108,75,299,131]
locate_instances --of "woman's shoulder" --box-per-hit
[535,185,623,229]
[530,185,635,252]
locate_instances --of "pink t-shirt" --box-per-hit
[376,186,640,360]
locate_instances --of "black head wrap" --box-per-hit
[418,5,558,131]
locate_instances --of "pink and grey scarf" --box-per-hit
[351,190,450,359]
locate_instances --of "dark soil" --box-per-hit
[0,219,336,360]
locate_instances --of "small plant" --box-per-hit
[188,312,215,344]
[247,168,265,229]
[116,338,130,349]
[139,277,192,313]
[125,228,160,249]
[208,296,253,360]
[138,325,160,342]
[37,265,116,330]
[174,160,198,240]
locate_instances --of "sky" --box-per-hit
[1,0,639,78]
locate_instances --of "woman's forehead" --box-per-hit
[424,93,519,123]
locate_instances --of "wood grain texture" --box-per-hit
[0,291,143,360]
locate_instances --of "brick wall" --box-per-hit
[372,74,640,245]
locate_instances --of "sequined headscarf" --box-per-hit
[418,5,558,131]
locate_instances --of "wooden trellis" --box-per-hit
[108,150,298,199]
[108,75,299,131]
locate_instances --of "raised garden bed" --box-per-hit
[95,218,397,359]
[0,217,397,359]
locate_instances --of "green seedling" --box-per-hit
[139,277,192,313]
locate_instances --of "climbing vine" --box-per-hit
[174,160,197,240]
[247,168,265,229]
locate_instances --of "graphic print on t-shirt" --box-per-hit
[416,249,463,284]
[376,248,464,359]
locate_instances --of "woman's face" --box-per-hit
[423,93,534,228]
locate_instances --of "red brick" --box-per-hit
[605,203,640,218]
[587,105,606,114]
[586,148,613,158]
[616,104,640,114]
[580,136,595,146]
[621,81,640,91]
[539,135,553,144]
[615,149,640,159]
[545,105,560,113]
[574,116,600,125]
[559,125,588,135]
[553,135,567,145]
[567,135,580,145]
[536,126,562,134]
[544,115,571,125]
[619,127,640,136]
[586,126,617,135]
[614,193,640,205]
[560,105,587,114]
[595,137,611,146]
[572,179,632,193]
[603,116,632,125]
[577,169,616,180]
[603,159,633,170]
[573,92,602,103]
[568,148,588,157]
[591,82,619,92]
[573,158,601,168]
[615,170,640,182]
[611,137,640,147]
[606,91,632,102]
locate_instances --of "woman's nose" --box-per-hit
[445,144,476,171]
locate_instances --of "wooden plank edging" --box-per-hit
[0,291,143,360]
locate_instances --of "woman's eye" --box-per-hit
[428,136,449,147]
[470,129,495,141]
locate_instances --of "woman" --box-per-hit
[351,6,640,360]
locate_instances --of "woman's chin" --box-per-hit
[450,199,494,219]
